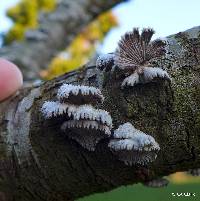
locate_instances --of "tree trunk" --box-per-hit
[0,26,200,201]
[0,0,126,81]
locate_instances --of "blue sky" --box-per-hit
[101,0,200,52]
[0,0,200,50]
[0,0,19,33]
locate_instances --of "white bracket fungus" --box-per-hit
[73,105,112,129]
[142,67,171,82]
[96,53,115,72]
[143,178,169,188]
[41,101,77,119]
[114,28,171,87]
[41,83,112,151]
[57,84,104,104]
[121,72,139,87]
[61,120,111,135]
[108,122,160,166]
[61,105,112,151]
[61,120,111,151]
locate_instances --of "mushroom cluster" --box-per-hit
[108,122,160,166]
[96,28,171,88]
[41,84,112,151]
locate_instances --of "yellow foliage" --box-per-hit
[36,0,56,11]
[6,3,21,22]
[5,0,118,80]
[47,56,83,76]
[45,11,118,79]
[5,23,25,43]
[5,0,56,44]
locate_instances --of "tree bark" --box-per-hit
[0,0,126,81]
[0,26,200,201]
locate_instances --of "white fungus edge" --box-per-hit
[73,105,112,128]
[61,120,111,136]
[121,72,140,87]
[41,101,77,119]
[96,53,115,69]
[143,67,171,82]
[57,84,104,102]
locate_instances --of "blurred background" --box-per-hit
[0,0,200,200]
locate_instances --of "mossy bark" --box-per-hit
[0,27,200,201]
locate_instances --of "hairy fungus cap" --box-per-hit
[41,102,112,129]
[143,178,169,188]
[41,101,77,119]
[41,83,112,151]
[142,67,171,82]
[96,53,115,71]
[115,28,166,70]
[61,120,111,135]
[109,122,160,165]
[113,122,137,138]
[73,105,112,129]
[57,104,113,151]
[57,84,104,104]
[114,28,170,87]
[121,72,140,87]
[61,120,111,151]
[41,102,112,151]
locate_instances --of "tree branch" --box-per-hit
[0,0,126,81]
[0,26,200,201]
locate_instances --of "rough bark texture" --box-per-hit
[0,26,200,201]
[0,0,126,81]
